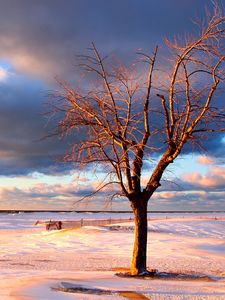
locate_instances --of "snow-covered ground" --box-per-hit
[0,212,225,299]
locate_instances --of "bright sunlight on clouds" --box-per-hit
[0,67,8,81]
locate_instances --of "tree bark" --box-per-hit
[130,197,148,275]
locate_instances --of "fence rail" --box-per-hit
[36,217,134,230]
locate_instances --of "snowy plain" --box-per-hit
[0,211,225,299]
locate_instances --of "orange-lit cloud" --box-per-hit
[0,35,58,80]
[182,166,225,189]
[152,191,187,200]
[197,155,214,165]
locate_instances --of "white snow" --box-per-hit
[0,212,225,299]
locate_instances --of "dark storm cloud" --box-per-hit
[0,77,70,175]
[0,0,213,78]
[176,133,225,160]
[0,0,223,176]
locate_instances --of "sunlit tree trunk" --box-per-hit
[130,197,148,275]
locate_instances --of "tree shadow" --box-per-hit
[52,271,225,299]
[116,270,224,282]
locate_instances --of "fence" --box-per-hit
[44,217,134,230]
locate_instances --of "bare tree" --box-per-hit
[50,2,225,275]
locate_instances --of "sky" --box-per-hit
[0,0,224,211]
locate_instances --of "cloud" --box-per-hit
[155,191,186,199]
[197,155,215,165]
[0,67,9,81]
[0,74,75,175]
[182,166,225,190]
[1,157,224,211]
[0,0,213,79]
[1,176,224,211]
[0,176,113,210]
[150,189,225,211]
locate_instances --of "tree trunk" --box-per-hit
[130,197,148,275]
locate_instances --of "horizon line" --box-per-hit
[0,210,225,214]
